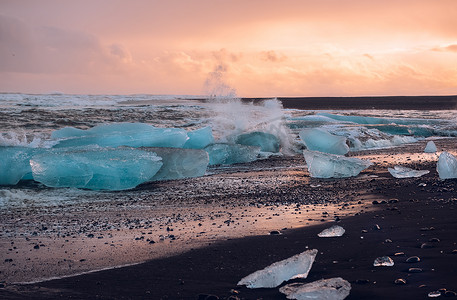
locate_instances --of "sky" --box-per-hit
[1,0,457,97]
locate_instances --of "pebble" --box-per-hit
[373,224,381,230]
[421,243,434,249]
[445,290,457,297]
[355,279,370,284]
[269,230,281,235]
[408,267,423,273]
[429,238,440,243]
[394,278,407,285]
[428,291,441,298]
[394,252,405,256]
[406,256,421,263]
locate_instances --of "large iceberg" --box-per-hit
[237,249,317,289]
[204,143,261,165]
[0,147,40,185]
[437,152,457,180]
[30,147,163,190]
[388,166,429,178]
[279,278,351,300]
[235,131,280,153]
[141,147,209,181]
[53,123,188,149]
[303,150,372,178]
[299,128,349,155]
[183,126,214,149]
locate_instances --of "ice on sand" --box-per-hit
[237,249,318,288]
[53,123,188,149]
[205,143,261,165]
[299,128,349,155]
[183,126,214,149]
[236,131,281,153]
[424,141,437,153]
[141,147,209,181]
[388,166,430,178]
[373,256,394,267]
[437,152,457,179]
[30,147,163,190]
[0,147,40,185]
[318,225,345,237]
[303,150,372,178]
[279,277,351,300]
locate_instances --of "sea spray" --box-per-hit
[203,64,294,154]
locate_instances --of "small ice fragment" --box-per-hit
[437,152,457,179]
[183,126,214,149]
[373,256,394,267]
[318,225,345,237]
[299,128,349,155]
[388,166,430,178]
[424,141,437,153]
[279,277,351,300]
[303,150,372,178]
[237,249,318,288]
[236,131,280,153]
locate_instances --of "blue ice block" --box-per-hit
[236,131,280,153]
[30,147,163,190]
[204,143,261,165]
[0,146,40,185]
[183,126,214,149]
[299,128,349,155]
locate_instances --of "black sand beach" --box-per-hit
[1,137,457,299]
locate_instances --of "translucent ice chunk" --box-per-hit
[183,126,214,149]
[141,147,209,181]
[279,277,351,300]
[205,143,261,165]
[388,166,430,178]
[303,150,372,178]
[373,256,394,267]
[30,147,163,190]
[437,152,457,179]
[237,249,318,289]
[51,127,86,139]
[0,147,41,185]
[424,141,437,153]
[235,131,280,153]
[53,123,188,149]
[318,225,345,237]
[299,128,349,155]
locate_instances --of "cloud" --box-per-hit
[432,44,457,53]
[260,51,287,62]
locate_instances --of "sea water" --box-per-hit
[1,93,457,205]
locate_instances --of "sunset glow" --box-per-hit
[1,0,456,96]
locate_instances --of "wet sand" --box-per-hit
[1,138,457,299]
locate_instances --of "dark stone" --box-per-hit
[4,259,13,262]
[394,278,407,285]
[429,238,440,243]
[355,279,370,284]
[373,224,381,230]
[87,233,94,238]
[406,256,420,263]
[33,245,40,249]
[420,243,434,249]
[408,267,423,273]
[445,290,457,297]
[269,230,281,235]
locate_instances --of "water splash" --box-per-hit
[203,65,294,154]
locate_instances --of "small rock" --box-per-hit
[87,233,94,238]
[394,252,405,256]
[428,291,441,298]
[421,243,434,249]
[373,224,381,230]
[355,279,370,284]
[429,238,440,243]
[406,256,420,263]
[408,267,423,273]
[269,230,281,235]
[452,250,457,254]
[385,239,392,243]
[33,245,40,249]
[445,290,457,297]
[394,278,407,285]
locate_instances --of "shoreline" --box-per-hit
[1,138,457,299]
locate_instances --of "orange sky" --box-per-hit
[1,0,456,97]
